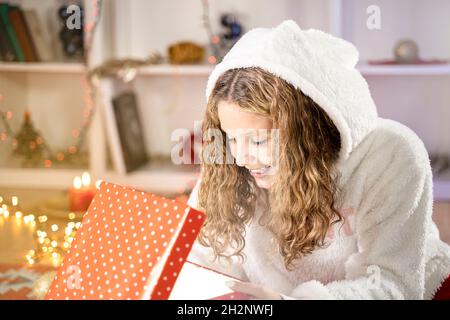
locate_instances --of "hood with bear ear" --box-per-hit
[205,19,379,165]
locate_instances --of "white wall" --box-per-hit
[112,0,330,59]
[344,0,450,61]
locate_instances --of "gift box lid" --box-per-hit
[45,181,206,300]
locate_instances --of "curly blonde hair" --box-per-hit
[197,67,343,271]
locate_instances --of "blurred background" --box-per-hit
[0,0,449,298]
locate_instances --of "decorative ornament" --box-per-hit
[219,14,243,45]
[12,111,48,166]
[394,39,419,64]
[0,108,89,168]
[201,0,244,64]
[88,52,163,84]
[168,42,205,64]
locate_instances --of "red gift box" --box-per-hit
[46,181,207,300]
[45,181,250,300]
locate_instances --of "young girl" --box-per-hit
[186,20,450,300]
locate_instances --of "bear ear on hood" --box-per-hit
[304,29,359,69]
[273,20,359,69]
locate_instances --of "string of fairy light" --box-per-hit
[0,193,84,266]
[0,0,103,168]
[0,0,102,267]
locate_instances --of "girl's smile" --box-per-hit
[248,165,273,179]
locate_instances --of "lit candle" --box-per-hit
[69,172,96,212]
[81,172,91,187]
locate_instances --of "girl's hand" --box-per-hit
[225,280,283,300]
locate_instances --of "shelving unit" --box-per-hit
[0,168,85,189]
[356,63,450,76]
[0,62,85,74]
[1,0,449,200]
[138,64,214,76]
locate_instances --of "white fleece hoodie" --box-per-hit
[186,20,450,300]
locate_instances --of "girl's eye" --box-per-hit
[227,136,236,144]
[251,139,267,146]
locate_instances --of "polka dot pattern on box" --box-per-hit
[45,181,206,300]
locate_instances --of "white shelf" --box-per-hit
[138,62,450,77]
[0,168,87,189]
[2,62,449,77]
[0,62,85,74]
[0,165,199,194]
[138,64,214,76]
[357,63,450,76]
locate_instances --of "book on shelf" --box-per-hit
[22,9,53,62]
[8,5,38,62]
[0,2,53,63]
[0,2,24,61]
[0,11,15,61]
[45,181,250,300]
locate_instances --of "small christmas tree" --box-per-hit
[13,111,47,167]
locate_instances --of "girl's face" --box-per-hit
[218,101,278,189]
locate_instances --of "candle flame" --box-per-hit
[73,176,82,189]
[82,172,91,187]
